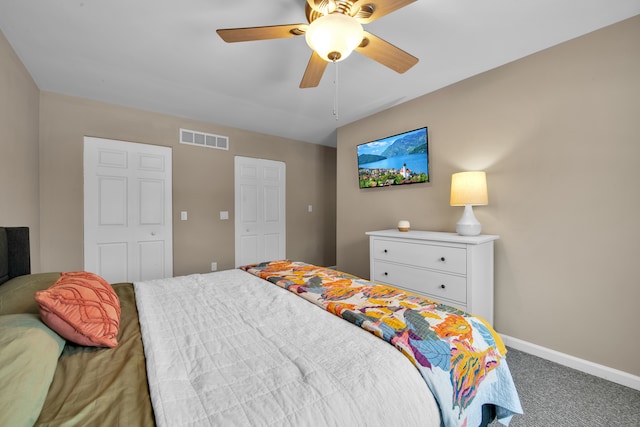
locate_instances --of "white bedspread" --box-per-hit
[135,269,441,427]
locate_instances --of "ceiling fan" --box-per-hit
[216,0,419,88]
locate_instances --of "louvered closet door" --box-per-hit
[84,137,173,283]
[234,156,286,267]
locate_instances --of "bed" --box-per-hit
[0,226,522,426]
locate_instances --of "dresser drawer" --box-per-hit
[372,238,467,275]
[372,260,467,305]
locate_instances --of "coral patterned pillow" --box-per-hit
[34,272,121,347]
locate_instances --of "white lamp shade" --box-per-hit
[305,13,364,62]
[450,171,488,206]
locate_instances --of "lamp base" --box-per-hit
[456,204,482,236]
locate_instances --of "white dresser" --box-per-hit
[367,229,499,325]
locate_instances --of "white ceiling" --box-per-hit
[1,1,638,147]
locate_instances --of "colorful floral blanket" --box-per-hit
[241,261,522,427]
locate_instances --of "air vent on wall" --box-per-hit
[180,128,229,150]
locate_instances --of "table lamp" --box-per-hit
[450,171,488,236]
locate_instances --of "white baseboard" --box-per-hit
[500,334,640,391]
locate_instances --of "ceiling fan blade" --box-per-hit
[355,31,418,73]
[354,0,416,24]
[300,52,328,88]
[217,24,306,43]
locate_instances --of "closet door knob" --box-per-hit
[384,272,388,276]
[384,249,388,253]
[440,257,445,262]
[440,284,446,289]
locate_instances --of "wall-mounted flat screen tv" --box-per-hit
[357,127,429,189]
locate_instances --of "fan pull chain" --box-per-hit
[333,59,339,121]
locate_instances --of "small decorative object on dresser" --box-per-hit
[367,229,499,325]
[397,220,410,232]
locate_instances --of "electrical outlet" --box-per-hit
[211,262,217,271]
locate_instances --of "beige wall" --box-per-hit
[38,92,336,275]
[0,30,41,270]
[337,16,640,376]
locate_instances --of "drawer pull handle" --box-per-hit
[440,257,446,262]
[384,249,388,253]
[384,272,388,276]
[440,284,446,289]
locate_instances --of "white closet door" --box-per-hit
[234,156,286,267]
[84,137,173,283]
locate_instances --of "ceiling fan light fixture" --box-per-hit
[305,13,364,62]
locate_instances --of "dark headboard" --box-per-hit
[0,227,31,285]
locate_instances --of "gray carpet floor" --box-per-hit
[489,347,640,426]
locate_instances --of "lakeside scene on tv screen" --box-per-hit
[357,127,429,189]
